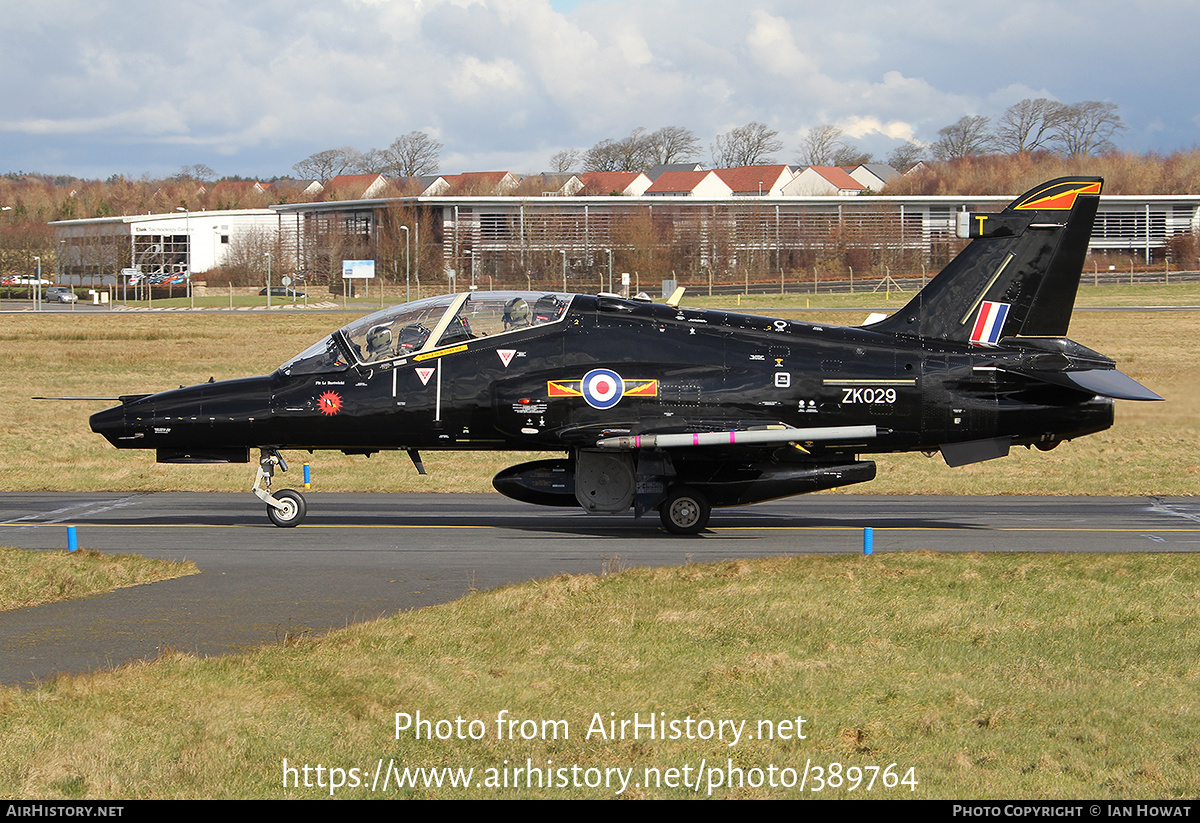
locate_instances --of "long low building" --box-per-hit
[273,192,1200,289]
[51,192,1200,288]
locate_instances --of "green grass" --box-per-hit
[2,552,1198,798]
[0,547,198,611]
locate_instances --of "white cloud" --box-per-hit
[745,11,821,79]
[839,116,915,142]
[450,57,527,100]
[2,0,1199,177]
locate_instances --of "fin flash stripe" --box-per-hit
[1013,180,1102,211]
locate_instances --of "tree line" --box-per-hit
[541,98,1128,178]
[292,132,444,181]
[928,99,1126,161]
[239,97,1132,186]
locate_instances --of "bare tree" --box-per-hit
[885,141,924,172]
[646,126,701,165]
[583,127,696,172]
[797,125,849,166]
[931,116,995,160]
[292,147,364,181]
[1052,101,1126,156]
[613,128,654,171]
[583,139,625,172]
[172,164,216,183]
[711,122,784,167]
[996,98,1066,153]
[356,148,387,175]
[798,125,875,167]
[378,131,443,177]
[548,149,579,173]
[832,145,873,166]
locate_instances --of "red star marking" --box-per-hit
[317,390,343,416]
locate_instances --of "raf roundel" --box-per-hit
[581,368,625,409]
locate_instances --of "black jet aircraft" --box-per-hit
[91,177,1161,533]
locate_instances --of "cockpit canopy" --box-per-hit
[279,291,573,376]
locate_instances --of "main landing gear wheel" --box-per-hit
[267,489,307,528]
[659,487,710,535]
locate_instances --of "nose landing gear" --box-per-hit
[253,448,307,527]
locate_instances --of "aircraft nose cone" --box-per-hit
[90,375,275,451]
[90,403,131,447]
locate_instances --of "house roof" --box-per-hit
[805,166,866,191]
[711,165,794,194]
[647,163,703,181]
[322,174,392,199]
[858,163,900,184]
[645,170,723,195]
[209,181,268,196]
[577,171,644,194]
[326,174,386,189]
[269,179,323,199]
[442,171,516,193]
[390,175,448,195]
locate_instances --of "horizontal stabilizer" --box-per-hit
[1059,369,1163,401]
[1004,367,1164,401]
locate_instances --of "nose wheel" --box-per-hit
[266,488,307,528]
[658,487,710,535]
[253,449,308,527]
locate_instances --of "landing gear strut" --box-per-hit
[253,449,307,527]
[658,486,710,535]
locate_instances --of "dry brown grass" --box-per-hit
[0,547,198,611]
[884,150,1200,196]
[3,552,1200,798]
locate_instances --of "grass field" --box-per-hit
[1,286,1196,799]
[2,552,1198,799]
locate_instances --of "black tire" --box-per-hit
[267,489,307,528]
[659,487,710,535]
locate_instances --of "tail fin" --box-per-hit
[871,177,1102,343]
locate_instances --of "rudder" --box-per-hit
[871,177,1103,344]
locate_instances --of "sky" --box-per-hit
[2,0,1198,180]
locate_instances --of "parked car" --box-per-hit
[259,286,306,298]
[45,286,78,303]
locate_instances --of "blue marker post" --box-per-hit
[303,463,311,489]
[863,527,873,555]
[67,525,78,552]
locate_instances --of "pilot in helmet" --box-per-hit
[365,324,392,359]
[503,297,531,329]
